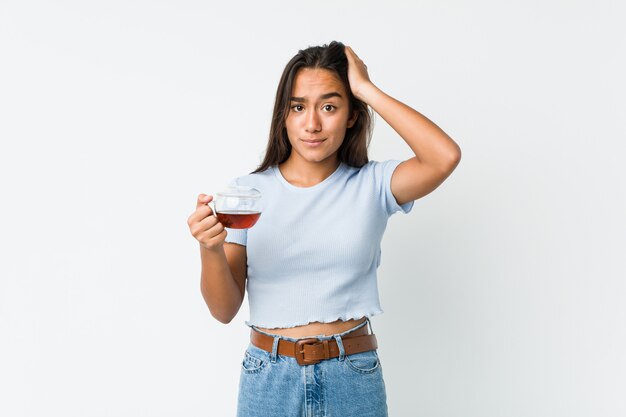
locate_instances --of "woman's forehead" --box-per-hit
[291,68,346,99]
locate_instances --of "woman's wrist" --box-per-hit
[355,82,380,105]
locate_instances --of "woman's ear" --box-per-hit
[347,111,358,128]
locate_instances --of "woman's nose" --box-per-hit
[305,110,321,132]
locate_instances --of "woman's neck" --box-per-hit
[278,156,341,188]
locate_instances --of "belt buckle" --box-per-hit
[294,338,324,366]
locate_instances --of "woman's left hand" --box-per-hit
[344,45,374,102]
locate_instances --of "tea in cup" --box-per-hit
[213,186,262,229]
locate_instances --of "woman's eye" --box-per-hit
[291,104,334,112]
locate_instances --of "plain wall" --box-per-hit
[1,1,624,416]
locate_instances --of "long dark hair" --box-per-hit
[251,41,373,174]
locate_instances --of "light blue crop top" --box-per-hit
[224,159,414,329]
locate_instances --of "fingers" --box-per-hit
[345,45,358,59]
[199,228,228,251]
[197,212,221,229]
[189,209,223,240]
[197,194,213,209]
[188,194,214,227]
[344,46,367,67]
[196,219,226,245]
[189,193,228,250]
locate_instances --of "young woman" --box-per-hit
[188,41,461,416]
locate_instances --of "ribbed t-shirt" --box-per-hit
[224,159,414,329]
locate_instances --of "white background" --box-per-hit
[1,1,625,416]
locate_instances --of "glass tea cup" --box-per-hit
[213,186,262,229]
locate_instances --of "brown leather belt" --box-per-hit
[250,324,378,366]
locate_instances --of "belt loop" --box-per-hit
[333,334,345,361]
[270,336,280,363]
[367,317,374,334]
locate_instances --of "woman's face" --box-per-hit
[284,68,356,165]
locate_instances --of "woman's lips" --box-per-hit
[301,138,326,147]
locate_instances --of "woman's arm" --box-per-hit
[345,46,462,205]
[189,194,247,324]
[200,243,247,324]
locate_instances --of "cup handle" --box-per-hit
[209,200,217,217]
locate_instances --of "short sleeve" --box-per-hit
[222,177,248,247]
[375,159,414,216]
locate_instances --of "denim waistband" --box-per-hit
[248,317,372,342]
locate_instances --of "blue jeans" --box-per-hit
[236,318,388,417]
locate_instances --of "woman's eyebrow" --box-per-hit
[290,92,343,102]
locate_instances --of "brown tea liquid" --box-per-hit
[216,210,261,229]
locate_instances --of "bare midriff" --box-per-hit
[256,317,368,338]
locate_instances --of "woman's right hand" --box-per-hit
[187,194,227,251]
